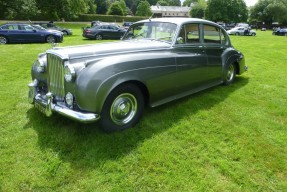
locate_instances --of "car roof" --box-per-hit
[137,17,218,26]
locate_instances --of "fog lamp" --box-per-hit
[65,92,74,107]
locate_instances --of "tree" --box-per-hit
[205,0,248,23]
[157,0,169,6]
[190,0,206,18]
[107,1,124,15]
[168,0,181,6]
[118,0,128,15]
[136,0,152,16]
[0,0,38,19]
[250,0,287,25]
[95,0,109,14]
[183,0,198,7]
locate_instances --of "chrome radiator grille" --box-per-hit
[47,54,65,100]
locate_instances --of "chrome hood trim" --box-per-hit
[46,40,171,60]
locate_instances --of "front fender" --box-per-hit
[74,51,176,113]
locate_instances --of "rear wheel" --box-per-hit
[0,36,8,44]
[235,32,240,36]
[46,35,56,43]
[95,34,103,40]
[62,31,68,35]
[100,83,144,133]
[223,63,236,85]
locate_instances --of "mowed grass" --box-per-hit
[0,23,286,191]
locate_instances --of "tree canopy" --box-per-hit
[205,0,248,23]
[136,1,152,16]
[249,0,287,25]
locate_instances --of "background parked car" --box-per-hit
[82,24,127,40]
[31,24,64,35]
[272,28,287,36]
[0,23,63,44]
[227,27,256,36]
[122,22,133,29]
[33,22,72,35]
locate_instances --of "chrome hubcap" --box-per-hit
[47,36,55,43]
[110,93,137,125]
[227,64,235,81]
[0,37,7,44]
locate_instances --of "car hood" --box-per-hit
[47,40,171,60]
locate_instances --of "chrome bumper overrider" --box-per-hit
[28,82,100,123]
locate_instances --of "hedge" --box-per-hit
[74,14,148,23]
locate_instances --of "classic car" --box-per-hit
[28,18,247,132]
[0,23,63,44]
[82,24,127,40]
[227,27,256,36]
[32,22,73,35]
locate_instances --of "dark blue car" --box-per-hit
[0,23,63,44]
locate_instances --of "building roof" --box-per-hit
[151,6,191,13]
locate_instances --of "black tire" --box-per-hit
[0,36,8,44]
[100,83,144,133]
[223,63,236,85]
[62,31,68,35]
[251,33,256,36]
[46,35,56,43]
[95,34,103,40]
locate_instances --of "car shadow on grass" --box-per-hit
[24,76,249,170]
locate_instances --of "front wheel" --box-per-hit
[100,83,144,132]
[46,35,56,43]
[223,63,236,85]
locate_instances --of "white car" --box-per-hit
[227,27,256,36]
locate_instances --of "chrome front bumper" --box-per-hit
[28,81,100,123]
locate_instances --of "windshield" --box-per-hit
[122,22,177,43]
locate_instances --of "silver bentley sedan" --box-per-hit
[28,18,247,132]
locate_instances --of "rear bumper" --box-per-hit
[28,81,100,123]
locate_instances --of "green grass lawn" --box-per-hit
[0,23,286,191]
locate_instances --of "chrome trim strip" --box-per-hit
[33,92,100,123]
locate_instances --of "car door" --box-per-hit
[174,23,209,94]
[202,24,226,84]
[2,24,23,42]
[20,25,42,42]
[109,25,124,39]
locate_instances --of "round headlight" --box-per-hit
[35,59,45,73]
[65,92,74,107]
[64,65,75,82]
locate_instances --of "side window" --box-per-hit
[177,23,200,44]
[24,25,34,31]
[186,24,200,43]
[2,25,19,30]
[203,25,221,44]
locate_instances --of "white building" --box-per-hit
[150,6,191,18]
